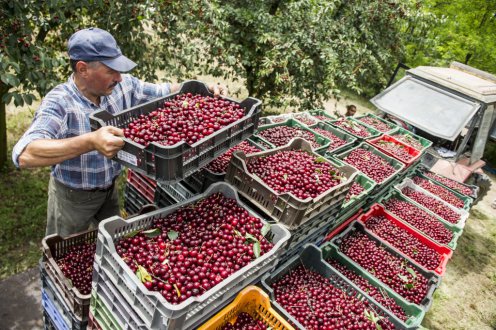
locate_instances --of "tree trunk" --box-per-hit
[0,90,7,169]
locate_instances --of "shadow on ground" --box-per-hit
[0,267,42,330]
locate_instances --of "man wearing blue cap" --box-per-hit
[12,28,227,237]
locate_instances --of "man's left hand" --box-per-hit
[208,83,229,97]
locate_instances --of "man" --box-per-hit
[12,27,227,237]
[334,104,357,118]
[345,104,357,117]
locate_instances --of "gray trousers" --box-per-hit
[46,176,120,237]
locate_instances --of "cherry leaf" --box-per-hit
[173,283,181,297]
[406,267,417,279]
[167,230,179,241]
[314,156,326,163]
[125,229,141,238]
[261,223,271,237]
[245,233,258,243]
[253,241,261,258]
[398,274,409,283]
[143,228,161,238]
[136,265,152,283]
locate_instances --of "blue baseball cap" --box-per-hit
[68,27,137,73]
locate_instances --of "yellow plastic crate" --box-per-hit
[198,286,294,330]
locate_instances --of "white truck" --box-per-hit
[371,61,495,202]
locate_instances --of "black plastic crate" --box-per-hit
[90,80,262,184]
[124,183,150,215]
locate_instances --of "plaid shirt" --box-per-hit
[12,74,171,190]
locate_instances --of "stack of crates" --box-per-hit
[90,182,291,329]
[124,169,199,215]
[40,230,97,330]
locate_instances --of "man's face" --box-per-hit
[348,107,357,116]
[85,62,122,97]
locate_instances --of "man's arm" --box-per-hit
[18,126,125,168]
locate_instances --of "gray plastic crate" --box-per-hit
[202,138,265,185]
[225,138,358,229]
[310,121,357,154]
[394,178,469,230]
[40,261,88,330]
[261,244,405,330]
[89,80,262,184]
[329,221,440,310]
[335,142,405,192]
[124,184,150,215]
[91,262,151,330]
[320,243,425,329]
[94,182,290,330]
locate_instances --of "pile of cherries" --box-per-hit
[293,113,318,126]
[412,176,465,208]
[326,259,408,321]
[344,182,366,203]
[339,231,429,305]
[402,187,461,224]
[332,119,371,138]
[271,117,288,123]
[221,312,267,330]
[56,243,96,295]
[343,148,396,183]
[312,114,333,122]
[390,133,423,150]
[424,172,472,196]
[357,117,393,132]
[247,150,345,200]
[364,215,442,270]
[116,193,274,304]
[123,93,245,147]
[371,139,414,162]
[311,127,347,151]
[383,198,453,245]
[257,126,320,148]
[206,141,260,174]
[272,264,396,329]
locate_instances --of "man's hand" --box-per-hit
[208,83,229,97]
[90,126,125,158]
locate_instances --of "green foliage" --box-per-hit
[0,0,200,166]
[405,0,496,74]
[190,0,432,109]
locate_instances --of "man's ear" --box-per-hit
[75,61,89,76]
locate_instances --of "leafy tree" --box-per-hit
[406,0,496,73]
[0,1,198,168]
[190,0,432,108]
[0,0,431,168]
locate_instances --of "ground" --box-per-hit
[0,75,495,329]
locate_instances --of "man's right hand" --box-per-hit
[91,126,125,158]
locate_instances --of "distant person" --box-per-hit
[334,104,357,118]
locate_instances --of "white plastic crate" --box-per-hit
[394,178,469,230]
